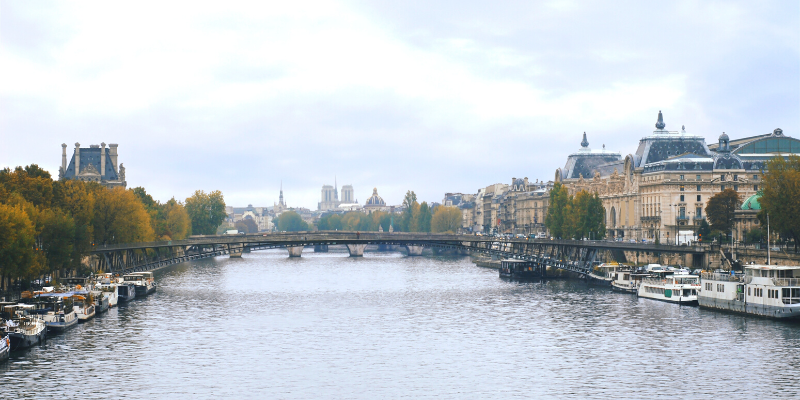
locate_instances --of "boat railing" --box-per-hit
[773,278,800,287]
[642,277,667,286]
[701,272,742,282]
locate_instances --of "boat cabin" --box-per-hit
[744,265,800,305]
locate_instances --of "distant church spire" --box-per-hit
[655,110,666,130]
[580,132,589,148]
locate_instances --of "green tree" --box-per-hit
[545,182,569,239]
[185,190,227,235]
[318,213,343,231]
[277,211,309,231]
[52,180,97,268]
[746,227,764,243]
[697,219,711,242]
[400,191,418,232]
[414,202,432,232]
[759,155,800,251]
[38,207,76,273]
[431,206,462,233]
[706,188,741,233]
[0,165,55,208]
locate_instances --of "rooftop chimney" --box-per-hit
[100,142,106,179]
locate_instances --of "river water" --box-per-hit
[3,249,800,399]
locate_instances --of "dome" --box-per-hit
[719,132,729,141]
[365,188,385,206]
[741,193,762,210]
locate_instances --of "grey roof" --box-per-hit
[64,148,119,180]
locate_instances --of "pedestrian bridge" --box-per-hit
[89,231,708,277]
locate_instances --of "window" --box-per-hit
[753,175,758,180]
[696,207,702,217]
[733,175,738,181]
[696,175,701,181]
[720,175,726,181]
[721,185,726,190]
[734,185,738,191]
[697,195,701,202]
[679,175,684,180]
[754,185,758,191]
[680,195,685,202]
[679,206,686,218]
[697,185,701,191]
[680,185,685,191]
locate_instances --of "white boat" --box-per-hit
[94,275,121,308]
[37,294,79,333]
[611,267,650,294]
[699,264,800,319]
[72,294,96,322]
[638,269,700,305]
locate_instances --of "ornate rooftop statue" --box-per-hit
[655,110,665,130]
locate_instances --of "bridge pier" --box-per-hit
[314,245,329,252]
[229,244,243,258]
[346,244,367,257]
[287,245,304,257]
[405,245,424,256]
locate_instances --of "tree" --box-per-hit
[697,219,711,242]
[545,182,569,239]
[276,211,309,232]
[38,207,76,273]
[318,213,343,231]
[160,198,191,239]
[759,155,800,251]
[185,190,227,235]
[52,180,96,268]
[0,203,36,288]
[93,187,155,245]
[414,202,432,232]
[0,165,54,208]
[746,227,763,243]
[399,191,418,232]
[431,206,462,233]
[705,189,741,233]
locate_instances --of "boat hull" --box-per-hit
[699,297,800,319]
[0,337,9,363]
[8,326,46,351]
[611,283,638,294]
[638,292,698,305]
[44,312,79,333]
[586,274,612,287]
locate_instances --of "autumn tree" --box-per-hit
[234,217,258,234]
[0,165,54,208]
[185,190,227,235]
[759,155,800,251]
[93,187,155,245]
[0,203,36,289]
[160,198,191,239]
[431,206,462,233]
[318,213,343,231]
[705,188,741,233]
[568,190,606,239]
[52,180,97,268]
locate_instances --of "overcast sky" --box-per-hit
[2,1,798,209]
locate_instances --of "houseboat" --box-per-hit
[638,269,700,305]
[499,259,543,280]
[117,282,137,303]
[586,263,619,287]
[699,264,800,319]
[36,293,79,333]
[72,294,96,322]
[3,304,47,350]
[611,266,650,294]
[123,272,156,296]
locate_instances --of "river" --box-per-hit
[3,249,799,399]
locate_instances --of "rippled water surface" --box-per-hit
[3,249,800,399]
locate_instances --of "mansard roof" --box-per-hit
[64,147,119,180]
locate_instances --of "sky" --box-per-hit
[1,1,798,209]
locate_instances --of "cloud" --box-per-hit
[1,0,797,208]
